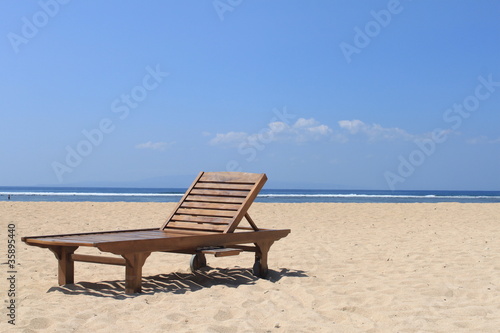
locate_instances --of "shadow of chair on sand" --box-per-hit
[48,267,308,299]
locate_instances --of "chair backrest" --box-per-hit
[161,172,267,233]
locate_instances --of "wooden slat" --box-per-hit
[189,189,249,197]
[46,231,173,244]
[171,214,232,224]
[162,172,266,233]
[161,172,205,230]
[161,228,218,236]
[166,221,226,232]
[112,233,169,239]
[22,228,160,241]
[230,245,257,252]
[199,172,263,183]
[180,201,241,210]
[72,232,167,241]
[199,248,243,257]
[69,233,164,241]
[54,235,126,242]
[27,237,91,245]
[194,183,254,190]
[72,254,126,266]
[176,208,235,218]
[184,195,246,204]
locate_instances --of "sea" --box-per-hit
[1,187,500,203]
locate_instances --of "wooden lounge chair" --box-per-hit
[22,172,290,294]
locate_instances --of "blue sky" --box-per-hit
[1,0,499,190]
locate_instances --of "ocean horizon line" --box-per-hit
[1,186,500,203]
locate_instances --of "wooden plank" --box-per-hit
[230,245,257,252]
[72,254,126,266]
[120,231,172,237]
[161,229,217,236]
[100,233,170,240]
[176,208,235,217]
[23,229,174,247]
[27,237,95,246]
[59,234,139,242]
[161,172,205,230]
[96,228,291,255]
[22,228,160,241]
[171,214,232,224]
[200,247,243,257]
[63,231,173,243]
[123,231,172,237]
[113,232,177,240]
[180,201,241,210]
[194,183,254,190]
[199,172,263,183]
[184,195,246,204]
[166,221,226,232]
[189,189,249,197]
[59,233,162,242]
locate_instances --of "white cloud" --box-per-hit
[209,118,336,146]
[289,118,335,142]
[337,119,365,134]
[268,121,287,133]
[308,124,331,135]
[135,141,173,151]
[209,131,248,146]
[209,118,442,147]
[338,119,414,141]
[293,118,317,128]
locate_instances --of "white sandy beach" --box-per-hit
[1,202,500,332]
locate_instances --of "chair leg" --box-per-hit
[49,246,79,285]
[122,252,151,294]
[253,241,274,278]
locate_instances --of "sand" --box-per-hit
[1,202,499,332]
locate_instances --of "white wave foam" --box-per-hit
[0,192,182,197]
[258,194,500,199]
[1,192,499,200]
